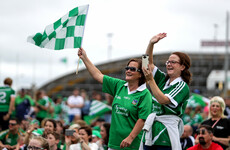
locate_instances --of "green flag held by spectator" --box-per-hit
[27,5,89,50]
[84,100,112,125]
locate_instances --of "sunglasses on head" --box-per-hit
[125,66,141,72]
[27,146,44,150]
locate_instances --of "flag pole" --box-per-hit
[76,57,80,74]
[224,11,229,97]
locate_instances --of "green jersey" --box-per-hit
[15,95,34,106]
[12,95,34,117]
[102,75,152,150]
[36,98,48,119]
[44,96,55,118]
[0,86,15,112]
[190,113,203,126]
[182,114,192,125]
[150,67,190,146]
[0,129,24,146]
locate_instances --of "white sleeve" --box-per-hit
[152,66,158,77]
[90,143,99,150]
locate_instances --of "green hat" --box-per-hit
[92,126,100,132]
[63,97,68,101]
[92,130,101,138]
[32,129,43,136]
[30,119,40,126]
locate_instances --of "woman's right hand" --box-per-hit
[78,48,86,60]
[150,33,167,44]
[142,64,154,82]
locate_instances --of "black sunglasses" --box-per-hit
[27,146,44,150]
[125,66,141,72]
[9,123,17,126]
[196,129,211,135]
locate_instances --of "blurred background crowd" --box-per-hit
[0,77,230,150]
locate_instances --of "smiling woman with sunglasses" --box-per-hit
[140,33,192,150]
[78,48,152,150]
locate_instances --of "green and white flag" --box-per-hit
[187,93,210,107]
[27,5,89,50]
[84,100,112,125]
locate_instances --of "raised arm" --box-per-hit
[146,33,167,70]
[142,65,171,104]
[78,48,104,84]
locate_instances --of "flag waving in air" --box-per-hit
[28,5,89,50]
[84,100,112,125]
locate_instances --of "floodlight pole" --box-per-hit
[107,33,113,60]
[224,11,229,97]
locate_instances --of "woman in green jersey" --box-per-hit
[141,33,192,150]
[78,48,152,150]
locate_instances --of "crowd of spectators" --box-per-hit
[180,96,230,150]
[0,78,112,150]
[1,55,230,150]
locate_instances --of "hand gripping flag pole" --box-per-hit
[27,4,89,74]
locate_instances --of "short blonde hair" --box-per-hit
[29,136,50,150]
[209,96,226,118]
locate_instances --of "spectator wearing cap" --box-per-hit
[92,130,103,149]
[23,119,42,145]
[0,118,24,149]
[187,125,223,150]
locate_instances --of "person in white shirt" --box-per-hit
[67,88,84,123]
[70,126,99,150]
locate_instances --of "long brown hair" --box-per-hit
[167,52,192,85]
[126,58,146,86]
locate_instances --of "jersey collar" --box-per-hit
[164,77,183,90]
[124,83,147,94]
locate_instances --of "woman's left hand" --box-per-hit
[120,136,133,149]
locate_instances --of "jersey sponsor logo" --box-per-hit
[0,88,12,92]
[115,95,121,99]
[132,99,138,105]
[124,96,130,100]
[152,104,163,114]
[114,104,129,116]
[6,138,11,143]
